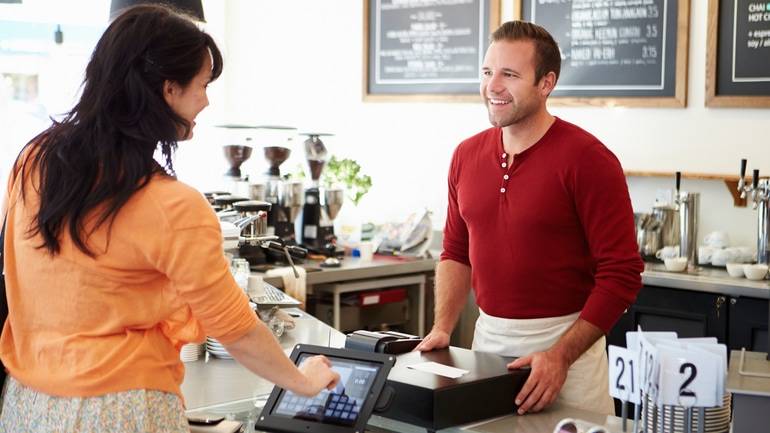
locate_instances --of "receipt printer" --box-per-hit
[345,330,422,354]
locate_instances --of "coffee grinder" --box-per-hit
[299,133,345,265]
[223,144,252,180]
[300,133,330,249]
[217,125,261,196]
[262,145,304,243]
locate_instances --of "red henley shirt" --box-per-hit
[441,117,643,333]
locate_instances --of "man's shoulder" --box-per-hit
[456,127,499,153]
[551,117,604,150]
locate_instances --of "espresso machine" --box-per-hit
[229,200,306,276]
[737,159,770,264]
[299,133,344,254]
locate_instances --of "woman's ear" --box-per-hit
[162,80,179,107]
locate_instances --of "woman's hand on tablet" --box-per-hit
[297,355,341,396]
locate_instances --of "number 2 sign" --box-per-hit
[658,349,720,408]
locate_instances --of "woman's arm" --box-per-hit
[223,323,340,397]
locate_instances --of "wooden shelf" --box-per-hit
[622,170,768,207]
[624,170,743,182]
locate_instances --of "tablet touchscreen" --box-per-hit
[256,344,395,433]
[272,354,381,426]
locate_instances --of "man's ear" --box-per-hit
[539,71,557,96]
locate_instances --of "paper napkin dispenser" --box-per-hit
[379,346,530,431]
[345,330,422,354]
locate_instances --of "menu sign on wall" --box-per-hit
[707,0,770,106]
[517,0,689,107]
[364,0,500,101]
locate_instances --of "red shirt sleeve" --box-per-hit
[573,144,644,332]
[441,145,470,266]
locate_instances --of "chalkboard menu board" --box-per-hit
[364,0,500,101]
[706,0,770,107]
[516,0,690,107]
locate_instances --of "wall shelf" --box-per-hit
[623,170,769,207]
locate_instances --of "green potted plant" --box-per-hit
[322,156,372,245]
[322,156,372,206]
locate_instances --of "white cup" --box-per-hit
[358,241,374,262]
[711,248,741,266]
[743,264,768,281]
[726,262,745,278]
[664,257,688,272]
[734,246,755,263]
[704,231,730,249]
[655,245,679,260]
[248,274,265,299]
[698,246,715,265]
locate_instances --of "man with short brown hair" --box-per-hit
[416,21,643,415]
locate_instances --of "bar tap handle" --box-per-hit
[674,171,682,209]
[738,159,747,197]
[752,169,760,209]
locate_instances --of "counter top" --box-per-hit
[261,254,769,300]
[727,349,770,397]
[181,309,347,411]
[643,262,770,299]
[261,254,437,288]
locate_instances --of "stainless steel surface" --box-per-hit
[323,188,344,221]
[233,201,271,239]
[652,204,680,247]
[261,254,437,288]
[642,392,730,433]
[637,228,661,256]
[757,180,770,264]
[737,164,769,264]
[279,180,305,222]
[728,350,770,397]
[181,308,346,410]
[249,183,266,201]
[457,401,624,433]
[677,191,700,268]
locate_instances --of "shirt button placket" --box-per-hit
[500,153,509,195]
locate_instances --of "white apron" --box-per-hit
[472,308,614,415]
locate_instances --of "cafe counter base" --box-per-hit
[182,308,624,433]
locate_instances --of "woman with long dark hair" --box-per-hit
[0,5,338,431]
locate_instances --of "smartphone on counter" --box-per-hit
[187,413,225,425]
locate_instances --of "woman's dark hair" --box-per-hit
[16,4,223,256]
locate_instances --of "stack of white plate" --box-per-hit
[644,392,731,433]
[206,337,233,359]
[180,343,204,362]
